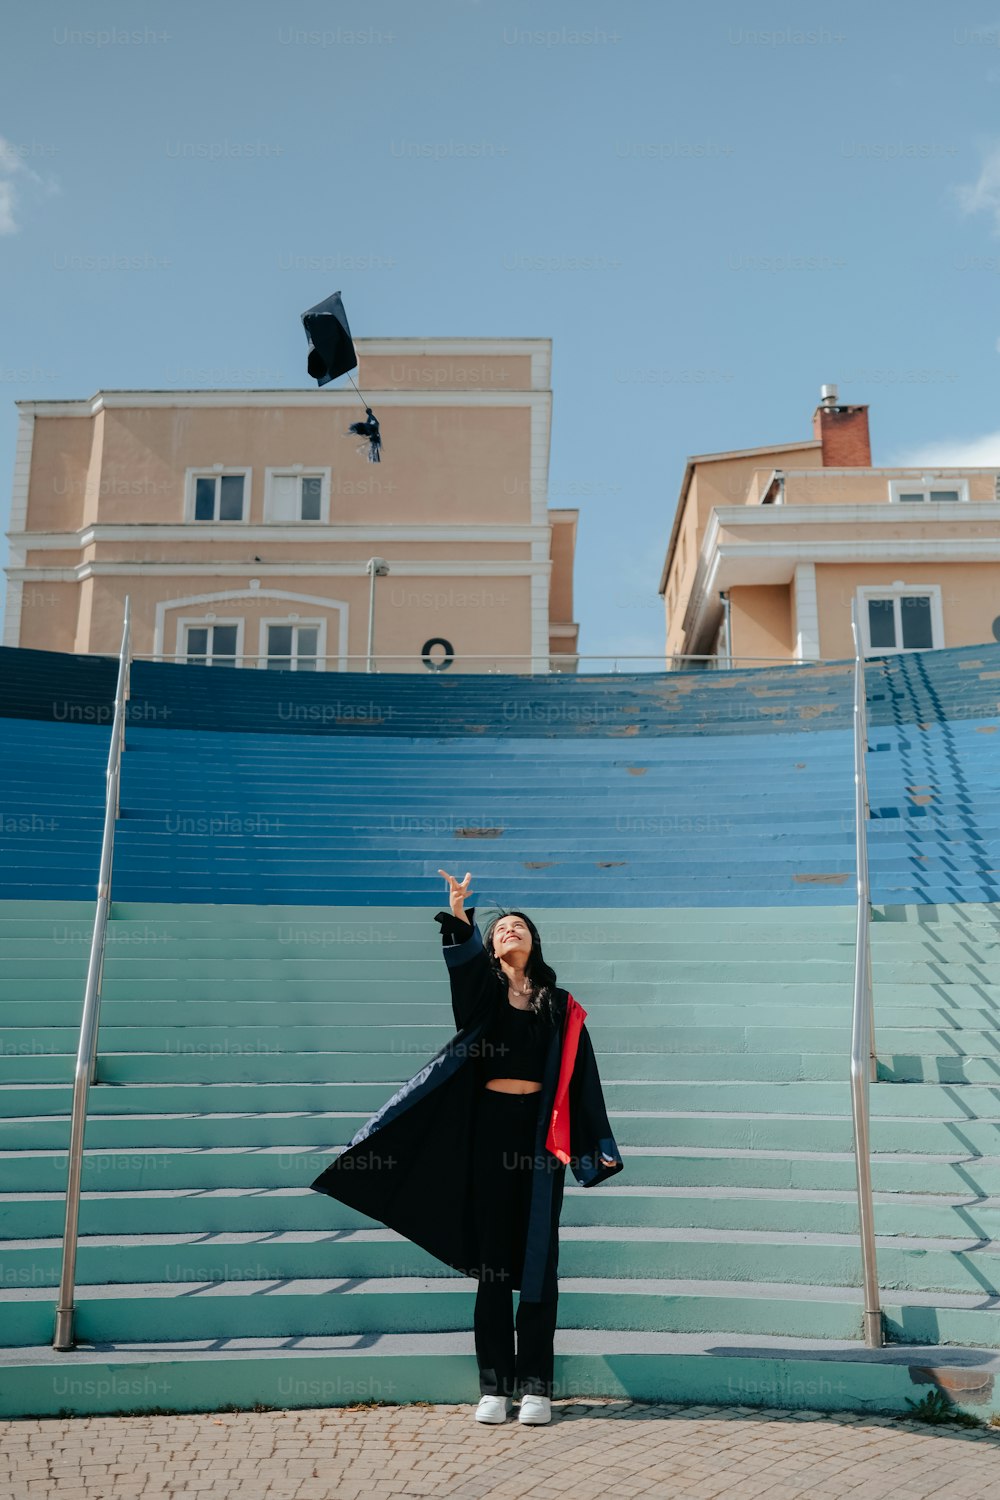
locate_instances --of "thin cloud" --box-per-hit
[0,135,58,235]
[890,432,1000,466]
[954,141,1000,236]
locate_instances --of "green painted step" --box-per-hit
[11,1051,1000,1086]
[5,1230,1000,1302]
[5,1074,1000,1122]
[0,914,992,943]
[2,1339,996,1421]
[0,940,869,964]
[8,981,1000,1011]
[9,1111,1000,1154]
[7,1186,1000,1242]
[7,895,1000,1420]
[4,1010,1000,1040]
[22,944,1000,970]
[9,1146,1000,1195]
[5,1077,1000,1119]
[5,1018,1000,1056]
[0,898,994,926]
[3,959,999,989]
[4,977,1000,1001]
[6,1228,1000,1297]
[0,896,997,929]
[8,1280,1000,1359]
[0,899,860,923]
[0,1282,874,1350]
[5,1013,1000,1044]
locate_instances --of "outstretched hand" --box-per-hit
[438,868,473,924]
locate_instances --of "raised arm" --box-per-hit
[435,868,498,1031]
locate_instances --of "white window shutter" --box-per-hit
[270,475,298,522]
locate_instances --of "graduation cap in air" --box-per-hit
[301,290,383,462]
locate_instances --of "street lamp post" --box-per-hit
[366,557,390,672]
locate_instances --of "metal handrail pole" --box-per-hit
[865,925,876,1084]
[87,767,119,1093]
[90,595,130,1077]
[849,600,883,1347]
[53,600,131,1350]
[115,608,131,816]
[854,639,877,1079]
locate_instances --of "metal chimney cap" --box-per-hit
[820,383,839,407]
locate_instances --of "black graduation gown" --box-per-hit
[309,907,624,1302]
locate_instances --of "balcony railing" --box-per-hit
[127,652,819,675]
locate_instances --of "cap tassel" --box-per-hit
[347,407,382,463]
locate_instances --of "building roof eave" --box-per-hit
[658,438,822,595]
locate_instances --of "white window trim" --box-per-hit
[856,581,943,656]
[258,615,328,670]
[155,588,349,669]
[262,467,331,524]
[184,467,252,523]
[887,478,969,504]
[176,614,246,666]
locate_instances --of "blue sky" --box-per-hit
[4,0,1000,664]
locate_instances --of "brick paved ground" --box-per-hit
[3,1398,1000,1500]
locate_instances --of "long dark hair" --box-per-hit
[481,907,563,1028]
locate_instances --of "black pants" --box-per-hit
[471,1086,558,1399]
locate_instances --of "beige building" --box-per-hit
[660,385,1000,667]
[4,339,579,673]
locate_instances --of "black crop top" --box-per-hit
[477,999,550,1084]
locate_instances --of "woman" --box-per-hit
[310,868,623,1427]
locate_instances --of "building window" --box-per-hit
[264,469,330,523]
[186,469,250,522]
[858,585,942,655]
[183,621,241,666]
[888,479,968,504]
[264,620,322,670]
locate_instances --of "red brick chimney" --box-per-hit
[812,384,871,466]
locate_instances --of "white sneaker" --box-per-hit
[475,1394,512,1423]
[518,1394,552,1425]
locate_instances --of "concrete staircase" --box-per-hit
[4,899,1000,1417]
[1,715,860,906]
[4,640,1000,1417]
[7,642,1000,907]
